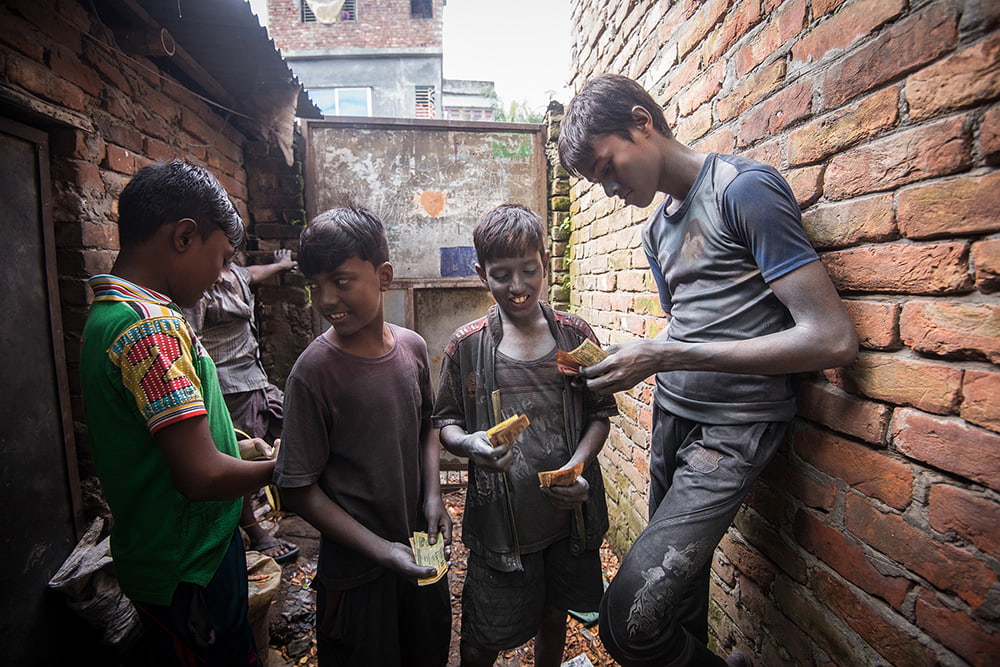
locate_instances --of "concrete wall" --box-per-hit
[288,51,442,118]
[566,1,1000,665]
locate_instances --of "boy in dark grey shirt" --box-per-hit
[559,75,858,667]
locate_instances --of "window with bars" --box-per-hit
[301,0,357,23]
[410,0,432,19]
[415,85,435,118]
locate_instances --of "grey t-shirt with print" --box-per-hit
[642,153,819,424]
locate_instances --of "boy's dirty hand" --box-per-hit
[273,248,297,272]
[424,496,453,546]
[382,541,437,581]
[237,437,274,461]
[465,432,514,473]
[540,474,590,510]
[580,340,659,394]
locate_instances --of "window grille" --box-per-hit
[415,85,435,118]
[301,1,316,22]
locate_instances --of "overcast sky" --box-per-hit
[442,0,571,114]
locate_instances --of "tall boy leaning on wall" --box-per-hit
[558,74,858,667]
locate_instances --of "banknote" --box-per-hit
[486,413,531,445]
[410,531,448,586]
[557,339,608,375]
[537,461,584,487]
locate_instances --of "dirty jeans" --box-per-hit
[599,408,788,666]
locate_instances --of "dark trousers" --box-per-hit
[133,531,258,666]
[599,408,788,666]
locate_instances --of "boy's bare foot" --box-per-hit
[252,537,300,564]
[726,649,752,667]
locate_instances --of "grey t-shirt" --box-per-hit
[642,153,818,424]
[274,324,433,589]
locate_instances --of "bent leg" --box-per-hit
[600,420,786,666]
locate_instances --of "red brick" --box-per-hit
[737,82,812,147]
[972,239,1000,293]
[785,165,824,207]
[811,568,938,666]
[900,301,1000,364]
[762,450,837,509]
[802,194,896,250]
[675,104,712,144]
[49,46,102,98]
[794,425,912,509]
[718,534,776,589]
[734,0,807,76]
[660,53,702,104]
[102,144,135,175]
[820,3,958,109]
[742,138,781,167]
[795,510,909,610]
[961,369,1000,433]
[893,408,1000,492]
[787,86,899,166]
[79,221,118,251]
[675,0,729,59]
[691,127,736,156]
[982,103,1000,164]
[842,300,901,351]
[733,509,808,583]
[791,0,905,65]
[0,12,45,60]
[796,381,891,443]
[771,575,867,662]
[701,0,763,63]
[929,483,1000,556]
[825,116,972,200]
[844,492,997,607]
[821,242,972,295]
[915,589,998,666]
[717,60,786,123]
[6,52,87,111]
[813,0,847,16]
[844,353,961,414]
[906,33,1000,121]
[898,171,1000,240]
[677,61,724,116]
[82,40,134,95]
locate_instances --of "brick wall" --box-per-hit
[567,0,999,664]
[0,0,308,508]
[266,0,443,51]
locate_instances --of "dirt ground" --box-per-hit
[263,489,621,666]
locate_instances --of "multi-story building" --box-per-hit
[259,0,493,119]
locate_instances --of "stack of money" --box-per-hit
[410,531,448,586]
[556,339,608,375]
[486,413,531,445]
[537,461,584,487]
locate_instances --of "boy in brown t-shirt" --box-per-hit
[274,207,451,666]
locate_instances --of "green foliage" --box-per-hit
[483,85,545,124]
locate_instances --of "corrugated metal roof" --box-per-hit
[136,0,320,119]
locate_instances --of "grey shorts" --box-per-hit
[461,536,604,652]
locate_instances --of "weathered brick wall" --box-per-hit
[266,0,443,51]
[0,0,308,506]
[567,0,999,664]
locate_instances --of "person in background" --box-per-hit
[183,248,299,563]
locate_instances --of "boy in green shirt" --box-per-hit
[81,161,276,665]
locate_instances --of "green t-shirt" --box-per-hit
[81,275,241,605]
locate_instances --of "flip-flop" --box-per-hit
[252,538,300,564]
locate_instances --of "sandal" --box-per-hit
[251,538,300,564]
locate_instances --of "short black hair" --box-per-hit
[117,160,245,250]
[299,206,389,278]
[473,204,546,266]
[558,74,672,178]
